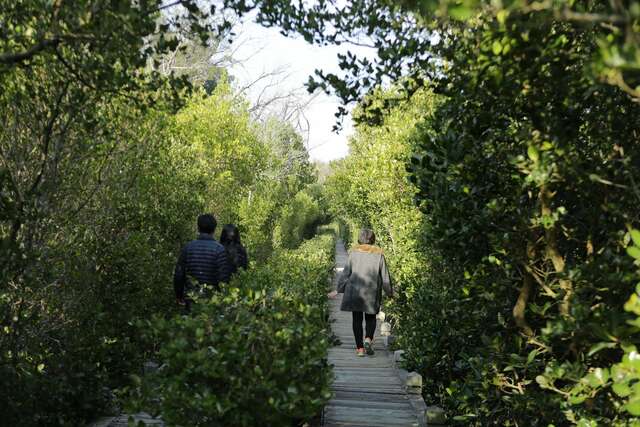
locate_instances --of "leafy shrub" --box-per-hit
[0,80,322,425]
[123,232,336,426]
[0,104,191,426]
[325,16,640,425]
[531,231,640,426]
[273,190,322,250]
[401,16,640,425]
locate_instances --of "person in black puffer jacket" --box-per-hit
[220,224,248,275]
[174,214,231,310]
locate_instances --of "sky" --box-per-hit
[227,20,377,163]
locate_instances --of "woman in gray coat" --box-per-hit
[329,229,394,357]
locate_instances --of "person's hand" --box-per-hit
[176,297,186,306]
[327,290,338,299]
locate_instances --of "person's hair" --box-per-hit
[358,228,376,245]
[197,214,217,234]
[221,224,247,272]
[220,224,241,245]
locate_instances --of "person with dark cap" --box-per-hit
[174,214,231,311]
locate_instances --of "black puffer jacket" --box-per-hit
[174,234,230,299]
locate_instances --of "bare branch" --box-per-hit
[156,0,185,13]
[27,82,69,197]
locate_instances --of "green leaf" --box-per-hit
[527,146,539,162]
[631,229,640,246]
[492,40,503,55]
[625,398,640,415]
[536,375,549,388]
[628,246,640,260]
[569,395,586,404]
[587,342,617,356]
[497,10,509,24]
[583,368,608,388]
[613,381,632,397]
[624,293,640,314]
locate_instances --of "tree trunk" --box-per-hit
[539,184,572,317]
[513,270,534,336]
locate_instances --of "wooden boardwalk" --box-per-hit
[323,239,421,427]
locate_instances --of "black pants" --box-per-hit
[352,311,376,349]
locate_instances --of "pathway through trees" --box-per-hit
[323,240,421,427]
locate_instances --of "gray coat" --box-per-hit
[337,245,394,314]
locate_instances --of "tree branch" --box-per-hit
[513,270,534,337]
[156,0,185,13]
[555,8,628,25]
[27,82,69,197]
[0,38,60,65]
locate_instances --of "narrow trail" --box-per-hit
[323,239,421,427]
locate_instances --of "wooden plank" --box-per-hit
[330,360,391,366]
[330,390,411,403]
[331,387,407,395]
[331,372,398,378]
[327,399,412,410]
[324,422,417,427]
[333,373,403,383]
[325,407,419,425]
[332,366,400,371]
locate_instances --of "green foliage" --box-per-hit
[0,97,191,425]
[8,1,640,426]
[261,117,316,189]
[324,87,437,303]
[0,70,320,426]
[124,232,336,426]
[213,0,640,119]
[399,14,640,425]
[323,11,640,425]
[0,10,226,423]
[273,190,322,250]
[530,232,640,426]
[237,118,322,258]
[237,182,282,260]
[0,0,222,102]
[171,82,270,227]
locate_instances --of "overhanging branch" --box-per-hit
[0,38,60,65]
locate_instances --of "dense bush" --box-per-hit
[324,13,640,427]
[557,231,640,422]
[273,190,322,250]
[1,73,323,426]
[401,16,640,425]
[0,100,192,425]
[170,84,269,227]
[10,0,640,426]
[124,232,336,426]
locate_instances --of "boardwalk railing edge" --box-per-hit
[386,336,447,426]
